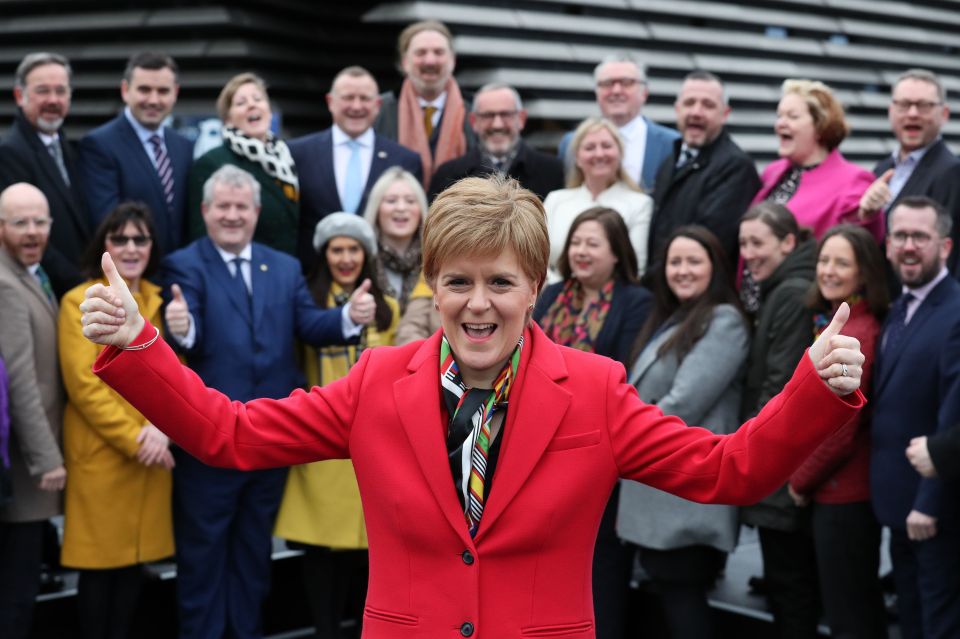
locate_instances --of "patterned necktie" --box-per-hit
[423,105,437,138]
[342,139,363,214]
[34,264,55,305]
[675,146,696,169]
[883,292,914,356]
[440,334,522,536]
[47,138,70,186]
[149,134,175,211]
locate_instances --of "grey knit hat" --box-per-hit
[313,212,378,257]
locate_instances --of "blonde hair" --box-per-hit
[216,72,269,122]
[362,167,429,239]
[566,117,639,190]
[781,79,849,150]
[423,175,549,292]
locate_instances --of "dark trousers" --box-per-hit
[639,544,724,639]
[591,484,633,639]
[758,525,820,639]
[812,501,887,639]
[173,449,288,639]
[300,545,368,639]
[889,527,960,639]
[77,565,144,639]
[0,520,43,639]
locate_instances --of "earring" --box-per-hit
[527,303,534,312]
[434,300,440,310]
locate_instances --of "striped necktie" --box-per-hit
[149,134,175,211]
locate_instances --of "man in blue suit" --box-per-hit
[289,66,421,274]
[871,196,960,639]
[557,55,679,192]
[78,52,193,258]
[161,164,375,639]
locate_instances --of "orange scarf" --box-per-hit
[398,77,467,188]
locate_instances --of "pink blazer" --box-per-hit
[753,149,883,242]
[94,321,863,638]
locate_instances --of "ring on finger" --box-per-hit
[841,363,849,377]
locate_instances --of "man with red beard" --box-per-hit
[0,183,65,639]
[0,52,91,299]
[646,71,760,269]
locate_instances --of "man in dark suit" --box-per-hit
[647,71,760,267]
[858,69,960,273]
[0,52,91,298]
[557,54,679,192]
[160,164,375,639]
[871,196,960,639]
[289,65,421,273]
[428,83,564,201]
[78,52,193,259]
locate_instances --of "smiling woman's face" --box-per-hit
[227,82,272,141]
[434,247,538,388]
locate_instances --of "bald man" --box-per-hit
[0,183,65,639]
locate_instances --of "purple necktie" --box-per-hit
[149,134,175,211]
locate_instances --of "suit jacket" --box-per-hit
[78,114,193,257]
[873,139,960,273]
[558,116,680,192]
[618,304,750,552]
[533,280,651,367]
[871,276,960,529]
[0,109,91,297]
[649,131,760,266]
[0,250,64,522]
[159,237,346,401]
[428,140,564,201]
[94,319,862,638]
[287,128,422,273]
[929,424,960,483]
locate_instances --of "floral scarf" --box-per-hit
[540,279,614,352]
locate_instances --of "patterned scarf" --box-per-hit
[440,334,523,535]
[813,294,862,338]
[222,125,299,199]
[540,279,614,352]
[376,237,421,312]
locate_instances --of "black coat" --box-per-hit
[648,131,760,268]
[0,109,91,297]
[428,140,564,202]
[929,424,960,483]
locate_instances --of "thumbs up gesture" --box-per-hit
[858,168,895,219]
[347,278,376,326]
[808,302,865,396]
[79,252,144,347]
[165,283,191,338]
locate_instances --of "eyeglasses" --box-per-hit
[30,85,71,98]
[474,110,519,121]
[596,77,643,90]
[107,234,152,247]
[1,216,52,230]
[890,231,935,248]
[891,99,942,114]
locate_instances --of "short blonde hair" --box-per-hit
[566,117,639,190]
[423,175,549,292]
[781,79,849,150]
[362,167,429,239]
[216,72,269,122]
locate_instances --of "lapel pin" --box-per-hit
[260,263,268,272]
[377,150,388,159]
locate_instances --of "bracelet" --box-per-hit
[121,325,160,351]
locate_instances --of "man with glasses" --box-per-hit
[558,54,679,191]
[428,83,563,201]
[859,69,960,272]
[0,183,66,639]
[0,52,91,299]
[871,195,960,639]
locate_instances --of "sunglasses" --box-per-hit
[107,234,152,247]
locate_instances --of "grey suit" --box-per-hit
[617,304,749,552]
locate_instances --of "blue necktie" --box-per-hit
[883,292,914,356]
[342,140,363,213]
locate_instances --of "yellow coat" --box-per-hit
[59,279,174,568]
[274,288,399,549]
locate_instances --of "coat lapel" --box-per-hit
[317,130,343,211]
[199,238,253,326]
[875,281,949,393]
[117,117,166,203]
[628,324,673,386]
[249,244,267,330]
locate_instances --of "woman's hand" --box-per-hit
[136,424,172,468]
[79,253,144,348]
[808,302,864,396]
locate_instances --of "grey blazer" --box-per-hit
[0,249,64,522]
[617,304,749,551]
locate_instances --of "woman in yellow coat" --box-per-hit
[275,213,397,639]
[59,203,174,639]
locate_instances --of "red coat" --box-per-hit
[95,321,863,639]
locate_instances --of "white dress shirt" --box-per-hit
[332,125,374,209]
[123,106,170,169]
[618,115,648,186]
[418,92,447,130]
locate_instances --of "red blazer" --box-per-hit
[95,321,862,639]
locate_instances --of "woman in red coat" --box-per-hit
[78,176,865,639]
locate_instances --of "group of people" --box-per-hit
[0,15,956,639]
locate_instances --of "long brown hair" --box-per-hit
[805,224,889,319]
[557,207,639,284]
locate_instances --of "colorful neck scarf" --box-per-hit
[813,294,863,338]
[540,278,614,352]
[440,334,522,536]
